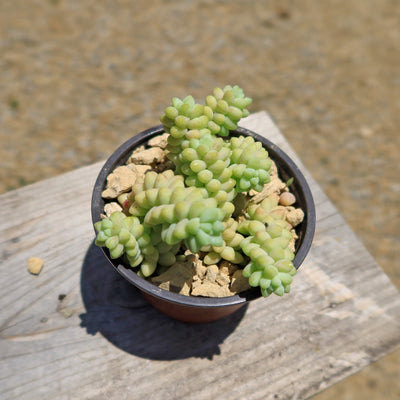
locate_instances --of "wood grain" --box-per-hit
[1,112,399,400]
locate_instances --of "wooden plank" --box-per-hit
[1,111,400,400]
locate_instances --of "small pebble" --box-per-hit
[279,192,296,206]
[148,132,169,148]
[104,202,123,217]
[205,265,218,283]
[27,257,44,275]
[61,308,73,318]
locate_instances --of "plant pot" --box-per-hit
[91,125,316,323]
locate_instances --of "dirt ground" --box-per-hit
[1,1,399,398]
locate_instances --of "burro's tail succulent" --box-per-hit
[238,195,297,297]
[95,85,303,297]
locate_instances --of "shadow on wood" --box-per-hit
[79,241,248,360]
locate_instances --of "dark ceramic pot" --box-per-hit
[91,125,316,323]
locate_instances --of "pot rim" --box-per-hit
[91,125,316,308]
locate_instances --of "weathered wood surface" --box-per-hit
[1,111,400,400]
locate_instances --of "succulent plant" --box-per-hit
[95,85,302,297]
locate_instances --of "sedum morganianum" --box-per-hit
[95,85,297,297]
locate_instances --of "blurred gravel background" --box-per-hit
[1,0,399,398]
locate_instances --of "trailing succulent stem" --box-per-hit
[95,85,300,297]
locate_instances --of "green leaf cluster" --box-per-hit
[95,86,298,297]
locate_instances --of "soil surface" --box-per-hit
[1,1,399,398]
